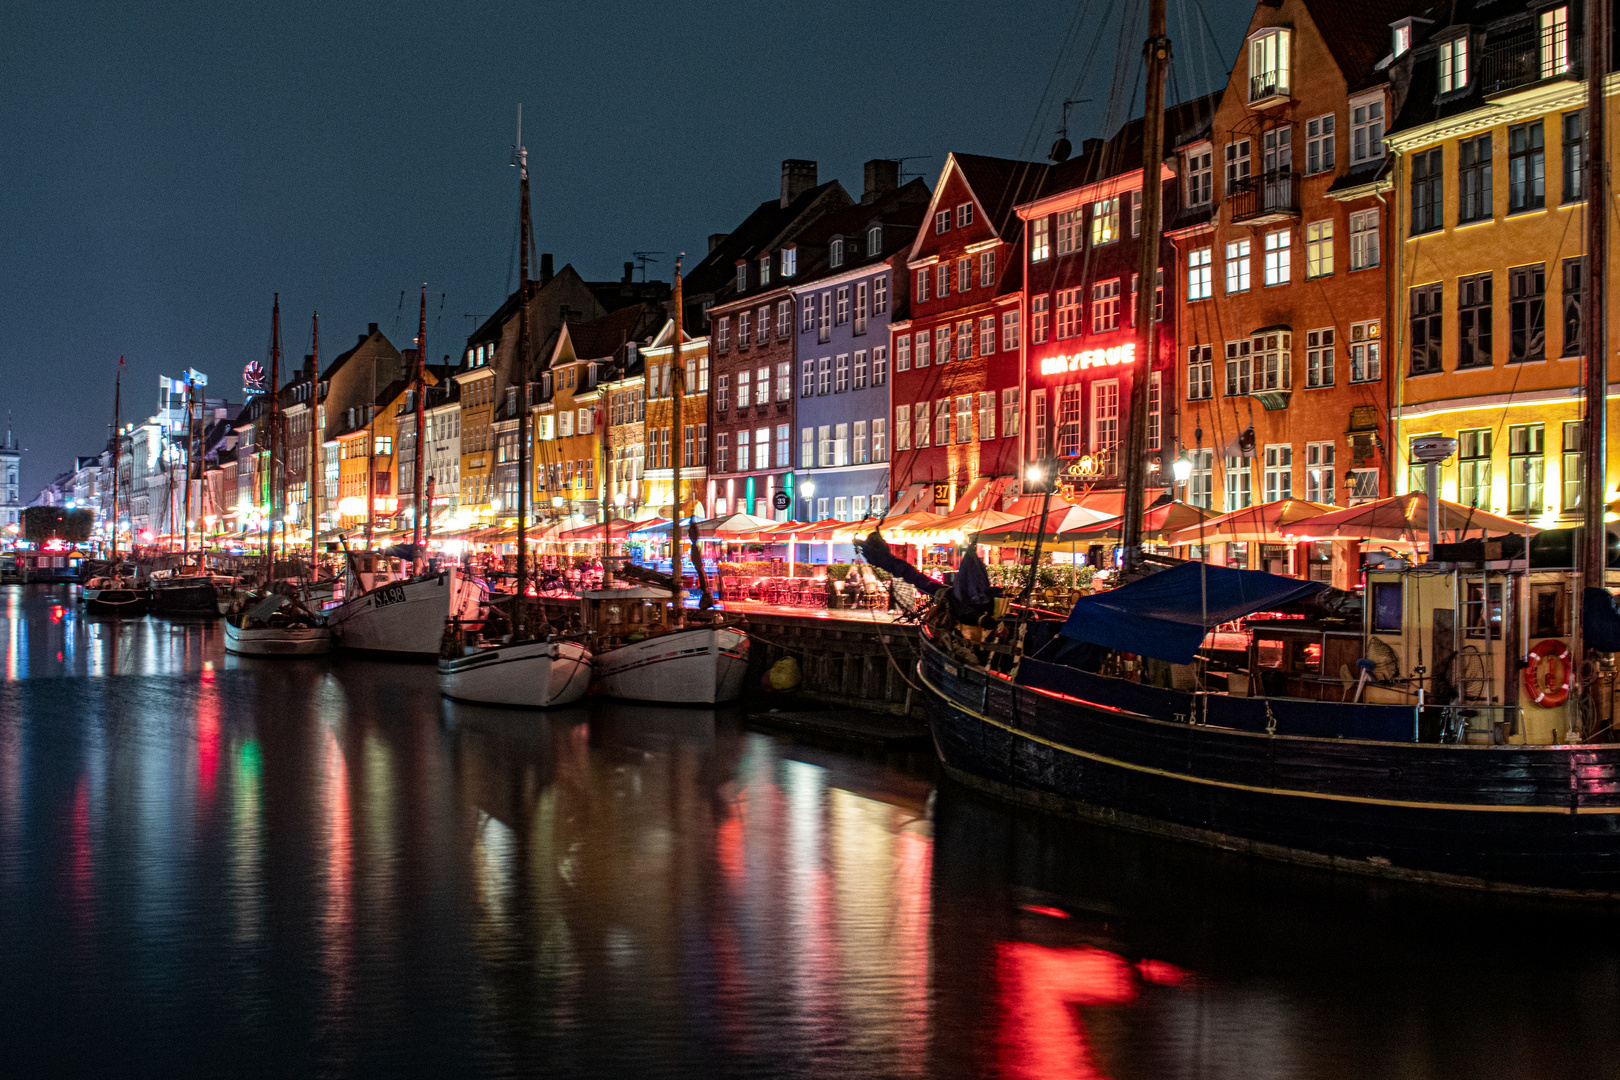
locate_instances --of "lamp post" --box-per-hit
[1021,461,1053,603]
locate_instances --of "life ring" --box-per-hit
[1522,639,1572,708]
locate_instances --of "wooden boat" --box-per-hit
[439,636,592,707]
[82,574,148,616]
[584,588,749,704]
[224,592,331,656]
[147,569,218,616]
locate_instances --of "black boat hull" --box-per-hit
[84,590,148,616]
[147,583,217,616]
[919,632,1620,897]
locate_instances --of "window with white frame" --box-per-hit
[801,295,816,333]
[978,392,995,441]
[1305,221,1333,278]
[980,249,995,287]
[1252,330,1291,391]
[853,420,868,464]
[1031,389,1048,460]
[1306,114,1335,174]
[1057,386,1083,457]
[1542,6,1571,78]
[716,373,730,411]
[980,315,996,355]
[1091,197,1120,245]
[1225,140,1251,191]
[895,406,910,450]
[1439,35,1469,93]
[818,425,833,467]
[716,432,729,472]
[759,255,771,285]
[736,370,750,410]
[1226,239,1251,293]
[854,282,868,333]
[835,353,850,393]
[1189,247,1213,300]
[817,356,831,395]
[873,345,888,384]
[1031,296,1050,343]
[867,225,882,253]
[1031,218,1050,261]
[833,496,848,520]
[1186,147,1213,205]
[776,424,790,470]
[830,237,845,268]
[1349,320,1382,381]
[1092,279,1121,332]
[935,210,950,234]
[818,291,832,341]
[915,329,930,367]
[782,247,796,276]
[896,334,911,371]
[1225,456,1253,510]
[717,317,730,351]
[1349,208,1379,270]
[914,402,930,447]
[957,202,973,228]
[853,349,868,390]
[1056,288,1082,339]
[815,497,828,518]
[853,495,868,519]
[736,264,747,292]
[957,319,972,361]
[1003,388,1020,438]
[1003,310,1020,351]
[935,326,952,366]
[776,361,790,400]
[957,256,972,293]
[1263,229,1291,286]
[1225,340,1252,396]
[1092,380,1120,473]
[1129,269,1164,326]
[935,399,951,446]
[1249,28,1292,101]
[1148,371,1161,450]
[1305,441,1335,502]
[801,427,814,468]
[801,359,814,396]
[756,366,770,405]
[1056,208,1082,255]
[835,423,849,466]
[1188,449,1213,508]
[778,301,792,338]
[738,310,751,347]
[1263,445,1293,502]
[836,286,850,325]
[872,419,886,460]
[874,274,888,313]
[1351,98,1385,163]
[937,263,949,297]
[1187,344,1214,400]
[915,268,929,302]
[1306,328,1335,387]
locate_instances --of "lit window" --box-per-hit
[1439,35,1469,94]
[1248,28,1292,101]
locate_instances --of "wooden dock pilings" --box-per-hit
[744,610,923,718]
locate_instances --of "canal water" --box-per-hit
[3,584,1619,1079]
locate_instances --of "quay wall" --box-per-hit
[744,612,923,718]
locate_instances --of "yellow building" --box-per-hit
[537,321,614,527]
[1387,4,1616,525]
[455,339,499,525]
[639,318,710,519]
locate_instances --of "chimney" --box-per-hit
[623,261,634,285]
[1082,137,1103,158]
[709,232,727,253]
[862,159,899,204]
[540,252,554,285]
[780,159,818,208]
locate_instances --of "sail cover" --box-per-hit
[1058,562,1328,664]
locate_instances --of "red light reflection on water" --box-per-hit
[195,679,220,806]
[995,942,1137,1080]
[49,605,64,624]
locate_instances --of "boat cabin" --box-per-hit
[579,587,673,645]
[1246,620,1365,702]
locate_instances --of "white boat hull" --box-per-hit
[592,624,750,704]
[439,639,592,708]
[225,618,333,656]
[327,569,457,658]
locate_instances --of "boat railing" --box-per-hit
[1436,702,1524,745]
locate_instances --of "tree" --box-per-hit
[23,506,93,544]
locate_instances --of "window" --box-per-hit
[801,295,816,333]
[954,396,972,443]
[1393,24,1412,58]
[1055,288,1081,339]
[935,399,950,446]
[1563,257,1585,356]
[733,370,749,412]
[736,264,747,292]
[1305,221,1333,279]
[1563,420,1584,510]
[835,353,850,393]
[817,355,831,395]
[1057,386,1082,457]
[916,268,929,303]
[1090,197,1120,245]
[935,210,950,234]
[801,359,814,396]
[1459,273,1493,369]
[1225,139,1251,191]
[717,317,730,352]
[1252,330,1291,391]
[775,361,790,401]
[979,316,996,355]
[696,353,709,392]
[1306,328,1334,387]
[715,432,729,473]
[1131,190,1143,237]
[1563,110,1587,202]
[936,264,949,298]
[957,320,972,361]
[978,392,995,441]
[1031,217,1050,261]
[1508,424,1545,516]
[819,425,834,467]
[1092,380,1120,473]
[1091,280,1121,333]
[1439,34,1469,94]
[874,274,888,313]
[854,282,868,334]
[716,373,730,411]
[1186,147,1212,205]
[1410,284,1443,375]
[957,257,971,293]
[1350,320,1382,382]
[782,248,796,276]
[696,424,708,466]
[980,250,995,287]
[1411,148,1443,234]
[1263,444,1292,502]
[1031,297,1050,344]
[738,310,752,347]
[867,225,882,253]
[914,329,930,368]
[1509,264,1546,363]
[1187,344,1214,400]
[913,402,930,447]
[1306,114,1335,174]
[934,326,951,366]
[1031,389,1048,460]
[895,406,910,451]
[873,419,887,461]
[1224,456,1252,510]
[1047,208,1078,256]
[1458,429,1492,508]
[755,428,770,470]
[852,420,867,464]
[1149,370,1161,450]
[853,349,868,389]
[818,291,832,341]
[1129,269,1164,326]
[1541,6,1571,78]
[830,237,845,268]
[778,301,792,338]
[1002,310,1020,351]
[1263,229,1290,286]
[1351,99,1384,164]
[1349,209,1379,270]
[1249,28,1291,101]
[1305,442,1335,503]
[816,497,828,519]
[833,287,848,326]
[756,366,770,405]
[776,425,790,469]
[1225,239,1251,293]
[833,496,848,521]
[896,334,911,372]
[1508,122,1545,213]
[956,202,973,228]
[1003,388,1021,438]
[1225,340,1252,396]
[1188,247,1213,301]
[1188,449,1213,508]
[801,426,814,468]
[374,435,392,456]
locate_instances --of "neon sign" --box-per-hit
[1038,341,1135,375]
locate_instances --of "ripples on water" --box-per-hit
[2,584,1619,1078]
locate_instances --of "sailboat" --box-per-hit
[84,357,148,616]
[438,109,593,706]
[582,259,749,705]
[148,371,218,616]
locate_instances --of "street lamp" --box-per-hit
[1025,464,1044,484]
[1172,452,1192,483]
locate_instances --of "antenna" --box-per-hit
[886,155,932,182]
[511,103,526,171]
[1049,98,1092,162]
[632,251,663,281]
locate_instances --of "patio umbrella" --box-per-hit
[975,503,1115,545]
[1062,500,1218,543]
[1166,498,1338,547]
[1287,493,1539,545]
[911,507,1023,545]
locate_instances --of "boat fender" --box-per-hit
[1523,639,1572,708]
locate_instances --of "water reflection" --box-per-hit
[2,585,1620,1077]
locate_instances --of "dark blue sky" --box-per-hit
[2,0,1247,493]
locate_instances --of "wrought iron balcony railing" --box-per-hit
[1226,171,1301,224]
[1478,32,1582,97]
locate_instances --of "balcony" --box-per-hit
[1248,73,1291,109]
[1479,32,1582,97]
[1227,171,1301,224]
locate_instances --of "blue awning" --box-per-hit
[1058,562,1328,664]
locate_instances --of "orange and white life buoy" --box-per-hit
[1522,638,1572,708]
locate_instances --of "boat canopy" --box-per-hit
[1058,562,1328,664]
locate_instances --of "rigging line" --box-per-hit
[1016,0,1101,161]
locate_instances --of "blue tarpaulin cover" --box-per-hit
[1059,561,1328,664]
[1584,588,1620,652]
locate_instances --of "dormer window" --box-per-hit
[1439,34,1469,94]
[830,237,845,268]
[1541,6,1571,78]
[736,263,747,292]
[1248,28,1292,103]
[1393,24,1411,57]
[781,247,797,276]
[759,254,771,285]
[867,224,882,252]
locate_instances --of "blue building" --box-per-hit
[790,165,930,530]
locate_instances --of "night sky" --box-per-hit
[2,0,1248,494]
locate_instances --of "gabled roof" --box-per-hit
[567,302,660,360]
[1301,0,1430,91]
[683,179,852,296]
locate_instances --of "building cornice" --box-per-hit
[1386,74,1618,153]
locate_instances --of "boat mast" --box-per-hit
[669,256,686,618]
[182,378,193,562]
[1118,0,1171,574]
[413,284,427,553]
[601,357,611,577]
[513,106,532,639]
[309,311,319,559]
[269,293,281,580]
[111,357,122,562]
[1580,0,1610,714]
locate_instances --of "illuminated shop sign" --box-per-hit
[1038,342,1135,375]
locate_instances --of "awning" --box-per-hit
[950,476,992,514]
[1166,498,1337,547]
[1288,493,1540,544]
[888,482,933,516]
[1060,500,1216,543]
[1059,562,1329,664]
